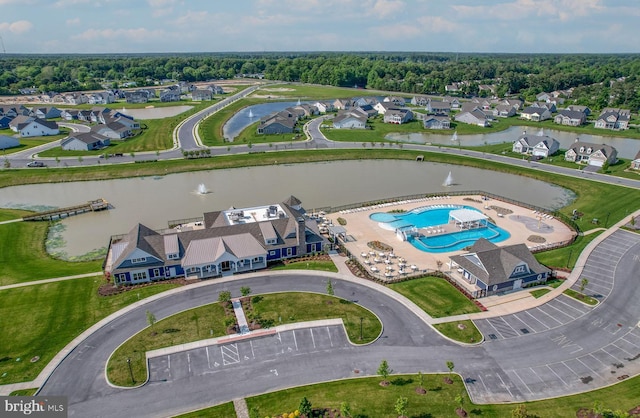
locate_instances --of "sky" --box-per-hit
[0,0,639,54]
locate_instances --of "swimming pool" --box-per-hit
[369,205,510,253]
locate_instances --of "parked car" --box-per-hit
[26,161,46,167]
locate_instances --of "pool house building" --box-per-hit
[449,208,489,230]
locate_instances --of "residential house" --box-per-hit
[566,105,591,116]
[512,132,560,158]
[445,83,461,93]
[353,97,378,107]
[191,89,213,101]
[455,109,490,127]
[493,104,516,118]
[594,109,630,130]
[478,84,496,95]
[332,109,368,129]
[61,132,111,151]
[109,115,140,130]
[103,197,326,285]
[536,92,552,102]
[373,101,396,115]
[64,93,88,105]
[631,150,640,171]
[411,96,430,106]
[77,110,93,122]
[313,101,334,114]
[87,91,115,105]
[553,109,586,126]
[503,98,523,110]
[257,110,297,134]
[383,96,406,107]
[0,105,29,118]
[89,107,112,124]
[565,140,618,167]
[160,89,181,102]
[12,117,59,137]
[449,238,551,298]
[356,104,378,118]
[332,98,352,110]
[0,116,12,129]
[531,101,556,113]
[426,100,451,115]
[520,106,552,122]
[423,115,451,130]
[124,90,152,104]
[9,115,34,132]
[60,109,79,121]
[383,108,413,124]
[442,96,461,109]
[471,97,492,110]
[91,121,132,139]
[29,106,61,119]
[0,135,20,150]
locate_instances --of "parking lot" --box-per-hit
[148,325,349,382]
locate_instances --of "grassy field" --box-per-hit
[388,276,481,318]
[530,288,552,298]
[270,259,338,273]
[179,372,640,418]
[176,402,236,418]
[0,209,102,286]
[433,320,483,344]
[108,292,382,387]
[108,302,227,387]
[535,230,604,269]
[253,84,380,100]
[0,277,178,384]
[322,117,424,142]
[198,98,264,146]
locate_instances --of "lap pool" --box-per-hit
[369,205,510,253]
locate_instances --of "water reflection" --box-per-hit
[0,160,575,257]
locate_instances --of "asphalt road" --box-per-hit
[38,229,640,417]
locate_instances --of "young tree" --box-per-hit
[418,371,424,389]
[326,279,334,296]
[454,393,466,416]
[218,290,232,304]
[446,360,455,379]
[394,396,408,417]
[378,359,392,385]
[240,286,251,297]
[298,397,312,417]
[580,278,589,293]
[146,310,156,328]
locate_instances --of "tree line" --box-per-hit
[1,52,639,110]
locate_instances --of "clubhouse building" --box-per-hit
[104,196,326,286]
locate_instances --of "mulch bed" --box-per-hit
[489,205,513,216]
[98,278,189,297]
[527,235,546,243]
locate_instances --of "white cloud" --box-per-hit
[0,20,33,34]
[52,0,90,7]
[368,0,405,18]
[416,16,459,33]
[66,17,81,25]
[452,0,604,21]
[72,27,166,42]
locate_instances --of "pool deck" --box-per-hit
[326,194,576,292]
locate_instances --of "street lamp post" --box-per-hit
[359,317,363,341]
[605,212,611,228]
[127,357,135,384]
[566,249,573,268]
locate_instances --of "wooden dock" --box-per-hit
[23,198,110,221]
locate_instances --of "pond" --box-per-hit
[0,160,575,258]
[223,101,308,140]
[387,126,640,159]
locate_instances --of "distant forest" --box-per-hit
[1,52,639,110]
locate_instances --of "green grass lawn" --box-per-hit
[108,292,382,387]
[108,302,227,387]
[0,209,102,286]
[388,277,481,318]
[535,230,604,269]
[0,277,178,384]
[564,288,598,305]
[178,371,640,418]
[270,259,338,273]
[9,389,38,396]
[253,84,379,100]
[198,98,264,146]
[432,320,483,344]
[322,117,424,142]
[530,288,552,298]
[175,402,236,418]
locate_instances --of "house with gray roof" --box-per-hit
[191,89,213,101]
[426,100,451,115]
[520,106,552,122]
[0,116,12,129]
[566,105,591,116]
[512,132,559,158]
[0,135,20,150]
[104,197,326,285]
[332,109,368,129]
[91,121,132,139]
[594,108,630,130]
[449,238,551,298]
[492,104,516,118]
[10,117,59,137]
[383,108,413,124]
[257,110,298,134]
[423,115,450,130]
[553,109,586,126]
[61,132,110,151]
[455,109,490,127]
[565,140,617,167]
[631,150,640,171]
[411,96,429,106]
[30,106,61,119]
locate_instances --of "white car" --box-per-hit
[26,161,46,167]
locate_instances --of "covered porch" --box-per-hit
[449,208,489,230]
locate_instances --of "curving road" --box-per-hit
[37,228,640,417]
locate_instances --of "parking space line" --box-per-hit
[529,367,545,384]
[554,297,590,316]
[326,327,333,347]
[310,328,316,349]
[611,342,634,357]
[576,357,603,378]
[509,369,533,394]
[477,374,489,394]
[546,364,568,386]
[497,317,520,335]
[485,319,506,339]
[560,361,581,378]
[187,353,191,374]
[535,307,564,326]
[522,310,550,330]
[545,303,578,320]
[250,340,255,359]
[585,353,608,368]
[621,336,640,349]
[509,313,531,331]
[168,354,171,370]
[600,346,624,363]
[495,372,514,398]
[292,330,299,351]
[206,347,212,369]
